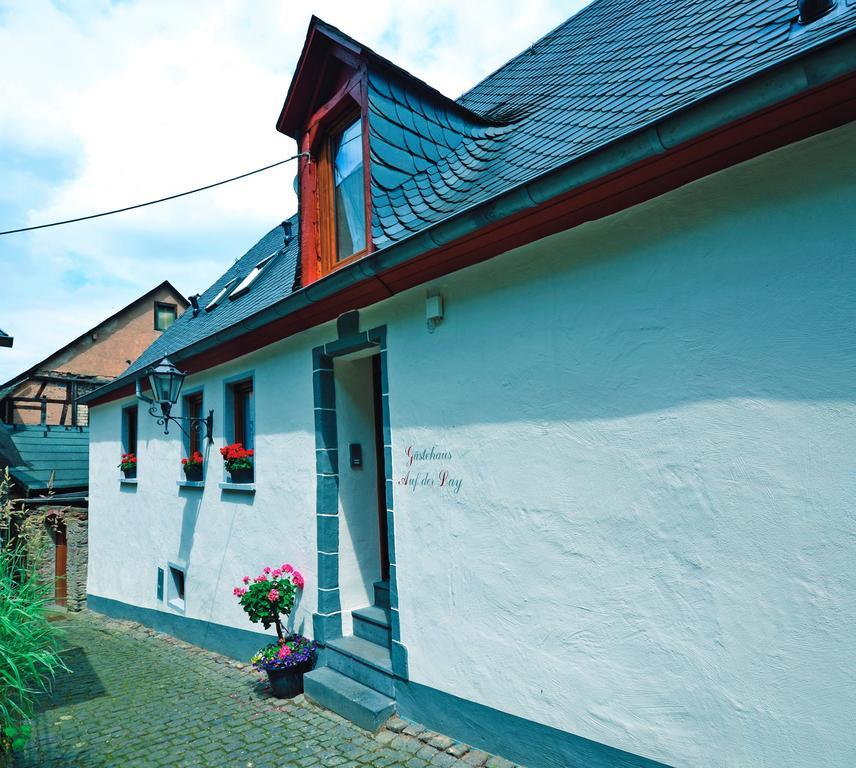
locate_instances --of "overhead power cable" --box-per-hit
[0,152,310,236]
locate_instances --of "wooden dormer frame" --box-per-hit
[297,63,373,286]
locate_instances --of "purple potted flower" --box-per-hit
[233,564,314,698]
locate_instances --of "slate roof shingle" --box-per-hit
[368,0,856,246]
[123,218,298,378]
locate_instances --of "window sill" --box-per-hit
[119,477,138,487]
[177,480,205,489]
[219,482,255,493]
[167,598,185,614]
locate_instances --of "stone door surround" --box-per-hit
[311,311,408,679]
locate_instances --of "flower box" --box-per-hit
[182,451,204,481]
[119,452,137,479]
[227,467,253,484]
[221,443,254,484]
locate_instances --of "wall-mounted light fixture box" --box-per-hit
[426,294,444,332]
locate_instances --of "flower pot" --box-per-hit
[183,465,203,481]
[228,467,253,484]
[265,661,311,699]
[122,468,137,479]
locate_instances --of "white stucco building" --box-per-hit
[82,5,856,768]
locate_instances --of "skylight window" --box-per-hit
[204,278,238,312]
[228,252,277,300]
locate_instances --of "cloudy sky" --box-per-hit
[0,0,588,382]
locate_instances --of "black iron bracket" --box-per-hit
[146,403,214,443]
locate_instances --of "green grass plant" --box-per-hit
[0,472,67,758]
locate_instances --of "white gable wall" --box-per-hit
[87,121,856,768]
[88,327,330,638]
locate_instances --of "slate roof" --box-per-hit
[123,218,298,378]
[1,424,89,492]
[104,0,855,388]
[368,0,856,246]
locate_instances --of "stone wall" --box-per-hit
[30,508,88,611]
[65,510,88,612]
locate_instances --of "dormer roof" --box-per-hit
[276,17,491,141]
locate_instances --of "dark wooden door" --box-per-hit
[55,521,67,607]
[372,355,390,581]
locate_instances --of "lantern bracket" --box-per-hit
[135,360,214,443]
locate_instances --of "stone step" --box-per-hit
[325,634,395,697]
[373,579,390,609]
[352,604,391,648]
[304,666,395,733]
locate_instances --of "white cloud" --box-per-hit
[0,0,587,382]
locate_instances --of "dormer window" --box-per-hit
[328,116,366,262]
[278,41,372,286]
[315,107,370,275]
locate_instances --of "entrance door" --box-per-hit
[372,355,390,582]
[333,351,391,618]
[55,520,67,607]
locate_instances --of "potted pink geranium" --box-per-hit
[233,564,314,698]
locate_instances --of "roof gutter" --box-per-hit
[82,31,856,407]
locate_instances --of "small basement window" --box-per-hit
[205,278,238,312]
[167,563,186,612]
[229,253,277,300]
[154,302,178,331]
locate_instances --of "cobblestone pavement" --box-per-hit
[14,612,523,768]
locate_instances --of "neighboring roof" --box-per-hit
[0,427,23,467]
[18,491,88,507]
[0,280,189,391]
[85,1,856,402]
[0,329,12,348]
[1,424,89,492]
[121,220,297,379]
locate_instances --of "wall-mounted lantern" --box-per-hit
[136,356,213,442]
